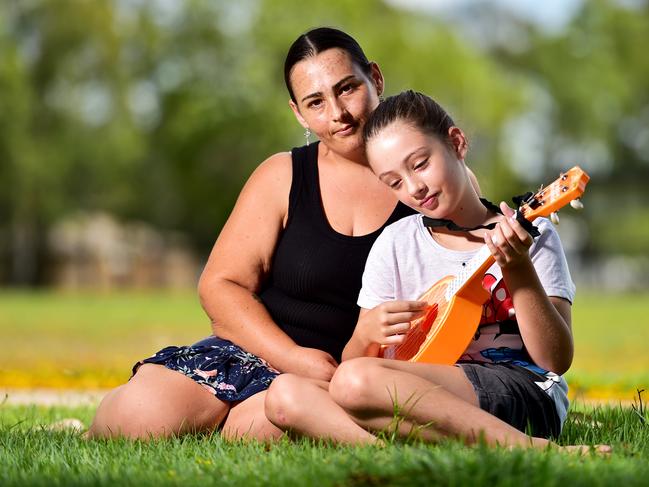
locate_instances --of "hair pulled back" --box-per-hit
[363,90,455,146]
[284,27,372,102]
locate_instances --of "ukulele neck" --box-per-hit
[445,245,495,301]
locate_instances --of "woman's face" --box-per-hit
[288,48,383,158]
[366,120,468,219]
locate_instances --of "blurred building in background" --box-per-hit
[47,213,200,290]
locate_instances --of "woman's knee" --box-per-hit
[87,383,146,439]
[88,364,227,439]
[329,358,383,411]
[264,374,312,430]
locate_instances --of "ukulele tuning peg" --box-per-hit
[550,212,560,225]
[570,198,584,210]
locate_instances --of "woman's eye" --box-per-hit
[389,180,402,189]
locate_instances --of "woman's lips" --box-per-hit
[334,124,355,136]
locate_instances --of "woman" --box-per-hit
[88,27,421,442]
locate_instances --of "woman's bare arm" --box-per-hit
[198,152,337,381]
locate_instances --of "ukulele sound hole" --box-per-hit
[419,303,439,334]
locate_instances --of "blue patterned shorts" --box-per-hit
[133,336,280,402]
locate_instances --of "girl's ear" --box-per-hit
[289,99,309,130]
[448,126,468,160]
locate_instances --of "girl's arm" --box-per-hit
[486,203,573,375]
[342,301,426,361]
[198,152,338,381]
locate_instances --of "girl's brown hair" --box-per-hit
[363,90,455,147]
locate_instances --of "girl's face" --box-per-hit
[366,120,469,219]
[288,48,383,157]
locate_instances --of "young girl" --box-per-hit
[328,90,597,450]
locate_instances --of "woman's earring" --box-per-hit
[304,127,311,146]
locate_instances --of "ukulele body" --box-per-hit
[380,275,489,364]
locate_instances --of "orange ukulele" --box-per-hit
[380,166,590,365]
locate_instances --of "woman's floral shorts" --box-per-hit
[133,336,280,402]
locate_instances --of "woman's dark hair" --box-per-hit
[363,90,455,147]
[284,27,372,103]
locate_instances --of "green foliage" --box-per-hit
[492,0,649,258]
[0,0,529,284]
[1,0,648,285]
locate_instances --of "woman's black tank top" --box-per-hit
[258,142,415,362]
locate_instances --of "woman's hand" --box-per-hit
[282,346,339,382]
[485,202,534,270]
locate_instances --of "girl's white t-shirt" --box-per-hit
[358,213,575,425]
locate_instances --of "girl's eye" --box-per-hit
[389,180,402,189]
[414,159,429,170]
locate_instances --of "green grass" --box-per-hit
[1,402,648,486]
[1,290,648,485]
[0,290,208,387]
[568,292,649,399]
[0,290,647,397]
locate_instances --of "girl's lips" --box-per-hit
[420,194,439,209]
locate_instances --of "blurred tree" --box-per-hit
[0,0,147,284]
[490,0,649,258]
[0,0,561,286]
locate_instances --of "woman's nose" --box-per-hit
[329,98,347,121]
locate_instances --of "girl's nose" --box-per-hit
[406,177,427,198]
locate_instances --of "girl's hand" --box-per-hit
[485,202,534,269]
[355,301,427,348]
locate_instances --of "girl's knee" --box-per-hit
[330,358,382,411]
[264,374,312,430]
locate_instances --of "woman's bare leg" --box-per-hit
[264,373,379,444]
[87,364,229,439]
[330,357,552,449]
[221,390,284,441]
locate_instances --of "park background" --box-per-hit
[1,0,648,404]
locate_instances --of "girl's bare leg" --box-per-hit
[264,373,379,444]
[87,364,229,439]
[330,357,553,449]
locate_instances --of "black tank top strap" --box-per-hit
[288,142,319,226]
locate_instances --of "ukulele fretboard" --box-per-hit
[445,245,492,301]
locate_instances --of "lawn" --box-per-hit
[1,290,648,485]
[0,290,207,388]
[0,289,647,399]
[1,401,648,487]
[567,292,649,400]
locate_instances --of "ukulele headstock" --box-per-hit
[519,166,590,222]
